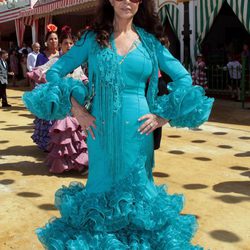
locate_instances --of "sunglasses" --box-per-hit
[115,0,142,3]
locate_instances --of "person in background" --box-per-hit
[32,25,89,174]
[18,42,32,54]
[35,25,59,67]
[20,49,29,86]
[192,54,208,89]
[31,24,59,151]
[227,55,242,101]
[27,42,40,72]
[241,43,250,59]
[9,49,19,87]
[0,50,14,107]
[241,43,250,73]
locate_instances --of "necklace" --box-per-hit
[119,38,140,65]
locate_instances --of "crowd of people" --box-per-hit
[0,24,89,175]
[191,43,250,101]
[0,41,40,107]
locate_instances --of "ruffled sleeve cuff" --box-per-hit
[22,77,88,121]
[152,83,214,128]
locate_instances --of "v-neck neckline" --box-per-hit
[110,26,142,57]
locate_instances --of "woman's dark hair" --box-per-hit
[92,0,169,47]
[59,25,74,43]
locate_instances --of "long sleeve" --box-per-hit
[27,53,35,72]
[152,39,214,128]
[23,31,94,121]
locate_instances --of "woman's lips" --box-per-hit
[121,7,131,12]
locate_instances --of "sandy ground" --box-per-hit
[0,86,250,250]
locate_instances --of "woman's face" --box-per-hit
[47,33,58,50]
[61,38,74,54]
[110,0,141,20]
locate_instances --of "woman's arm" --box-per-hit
[46,32,92,82]
[152,39,214,128]
[23,32,95,121]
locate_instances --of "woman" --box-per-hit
[192,54,208,89]
[31,24,59,151]
[23,0,213,248]
[45,26,88,174]
[9,49,19,87]
[36,24,59,67]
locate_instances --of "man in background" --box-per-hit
[27,42,40,72]
[0,50,14,107]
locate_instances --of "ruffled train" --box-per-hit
[45,116,88,173]
[36,166,203,250]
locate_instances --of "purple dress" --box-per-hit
[31,51,54,151]
[35,52,49,67]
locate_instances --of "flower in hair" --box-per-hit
[47,24,58,32]
[61,25,72,34]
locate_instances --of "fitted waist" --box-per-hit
[122,86,146,96]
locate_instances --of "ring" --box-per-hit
[150,123,154,128]
[86,127,90,130]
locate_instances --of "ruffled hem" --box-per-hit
[36,166,203,249]
[46,154,88,173]
[46,116,88,173]
[153,84,214,128]
[50,116,82,133]
[22,77,88,121]
[47,140,87,156]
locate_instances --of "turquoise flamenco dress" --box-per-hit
[23,28,214,249]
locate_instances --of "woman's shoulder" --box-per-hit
[75,30,96,47]
[135,26,160,46]
[37,52,47,59]
[136,26,154,38]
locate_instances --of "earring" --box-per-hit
[44,42,47,47]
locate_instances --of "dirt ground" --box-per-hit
[0,86,250,250]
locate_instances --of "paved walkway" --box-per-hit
[0,87,250,250]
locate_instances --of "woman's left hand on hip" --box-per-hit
[138,114,168,135]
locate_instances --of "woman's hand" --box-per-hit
[71,97,96,139]
[138,114,168,135]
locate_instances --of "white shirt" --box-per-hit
[27,51,40,71]
[227,61,242,80]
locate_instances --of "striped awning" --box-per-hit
[196,0,250,51]
[0,5,30,23]
[19,0,96,18]
[158,3,180,39]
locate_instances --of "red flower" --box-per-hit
[61,25,71,34]
[47,24,58,32]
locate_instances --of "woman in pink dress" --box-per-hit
[45,26,88,174]
[27,26,88,174]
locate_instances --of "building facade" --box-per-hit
[157,0,250,64]
[0,0,36,48]
[1,0,249,65]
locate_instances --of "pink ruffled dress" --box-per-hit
[28,59,89,173]
[45,115,88,173]
[45,66,88,173]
